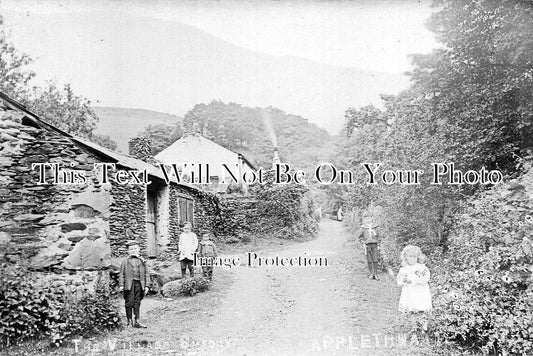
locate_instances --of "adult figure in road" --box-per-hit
[337,206,344,221]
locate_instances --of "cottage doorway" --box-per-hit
[146,189,158,257]
[178,196,194,226]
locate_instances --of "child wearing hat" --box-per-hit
[119,241,149,328]
[197,233,217,280]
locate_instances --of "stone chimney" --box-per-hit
[272,147,281,169]
[128,136,154,163]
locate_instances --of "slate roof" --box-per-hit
[155,134,256,171]
[0,91,197,190]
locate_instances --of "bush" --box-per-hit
[179,277,210,296]
[251,175,318,239]
[428,165,533,355]
[49,288,121,346]
[0,264,121,348]
[0,263,63,347]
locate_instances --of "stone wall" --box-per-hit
[157,186,220,257]
[0,97,260,277]
[211,194,259,242]
[162,185,199,256]
[108,180,147,257]
[0,102,112,273]
[192,190,220,237]
[32,269,109,298]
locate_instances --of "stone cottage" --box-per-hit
[0,92,212,289]
[155,133,256,193]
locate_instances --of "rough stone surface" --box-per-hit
[54,236,73,251]
[62,237,111,270]
[30,245,69,269]
[0,96,214,292]
[161,279,185,298]
[70,190,111,216]
[146,259,182,293]
[71,204,97,218]
[13,213,45,222]
[60,222,87,232]
[0,231,11,245]
[0,232,11,257]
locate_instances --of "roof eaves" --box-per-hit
[0,92,74,138]
[0,92,201,192]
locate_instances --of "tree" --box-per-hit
[0,29,103,142]
[136,123,182,155]
[409,0,533,171]
[182,101,331,171]
[1,17,103,140]
[27,82,99,138]
[0,16,35,99]
[89,133,117,151]
[345,105,388,136]
[329,0,533,267]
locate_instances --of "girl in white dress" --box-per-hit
[396,245,432,312]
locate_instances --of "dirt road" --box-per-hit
[69,220,430,356]
[185,219,413,355]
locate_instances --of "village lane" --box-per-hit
[79,219,429,356]
[185,219,420,356]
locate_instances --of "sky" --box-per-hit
[1,0,439,133]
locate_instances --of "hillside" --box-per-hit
[181,101,333,171]
[92,107,181,153]
[92,101,333,172]
[7,12,409,135]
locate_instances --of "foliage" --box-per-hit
[251,171,318,239]
[0,263,62,347]
[0,21,35,99]
[136,122,183,155]
[344,105,387,137]
[411,0,533,171]
[332,3,533,353]
[49,288,121,347]
[0,23,101,138]
[428,163,533,355]
[179,276,210,296]
[331,0,532,264]
[182,101,331,172]
[27,82,99,138]
[0,264,121,348]
[88,133,118,151]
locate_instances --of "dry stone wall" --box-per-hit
[109,180,147,257]
[161,185,199,257]
[204,194,259,242]
[0,98,266,289]
[0,104,113,274]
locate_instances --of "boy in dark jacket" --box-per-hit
[119,241,149,328]
[197,233,217,280]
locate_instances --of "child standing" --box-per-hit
[119,241,149,328]
[178,222,198,278]
[197,233,217,280]
[396,245,432,312]
[358,214,381,280]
